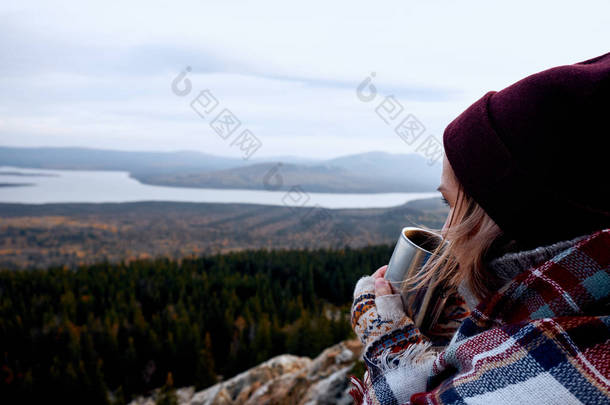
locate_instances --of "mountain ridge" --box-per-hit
[0,146,442,193]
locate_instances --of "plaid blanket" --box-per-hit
[351,228,610,404]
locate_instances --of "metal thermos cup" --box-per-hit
[384,226,448,329]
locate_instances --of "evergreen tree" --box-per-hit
[155,372,178,405]
[195,333,217,390]
[0,244,393,404]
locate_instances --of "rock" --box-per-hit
[190,355,312,405]
[129,339,364,405]
[300,365,355,405]
[128,386,195,405]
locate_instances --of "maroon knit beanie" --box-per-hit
[443,52,610,250]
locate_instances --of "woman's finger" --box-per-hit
[375,277,393,296]
[372,265,388,279]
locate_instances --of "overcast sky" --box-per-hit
[1,1,608,159]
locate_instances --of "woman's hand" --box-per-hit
[351,265,414,350]
[351,266,438,405]
[371,265,393,296]
[368,265,470,347]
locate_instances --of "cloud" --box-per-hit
[0,0,608,158]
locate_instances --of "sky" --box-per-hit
[0,0,608,159]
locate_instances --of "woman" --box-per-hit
[350,52,610,404]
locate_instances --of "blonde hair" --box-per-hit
[408,183,506,302]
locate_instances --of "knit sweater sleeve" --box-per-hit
[351,276,439,404]
[351,277,471,404]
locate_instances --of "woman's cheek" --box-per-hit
[441,209,452,239]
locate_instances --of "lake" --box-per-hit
[0,166,440,208]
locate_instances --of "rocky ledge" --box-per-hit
[129,339,364,405]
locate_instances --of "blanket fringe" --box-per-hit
[348,375,365,405]
[378,341,436,373]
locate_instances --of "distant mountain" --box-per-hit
[328,151,440,189]
[0,146,247,175]
[251,154,323,165]
[0,146,441,193]
[136,161,436,193]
